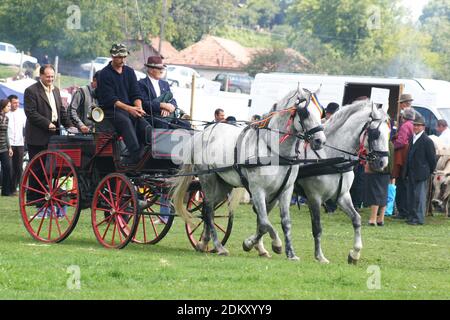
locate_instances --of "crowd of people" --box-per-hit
[0,43,445,229]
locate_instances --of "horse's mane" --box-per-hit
[324,100,371,135]
[272,89,298,112]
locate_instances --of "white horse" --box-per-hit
[295,101,390,264]
[172,88,326,260]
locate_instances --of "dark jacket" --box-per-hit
[24,82,72,146]
[138,77,177,115]
[405,132,437,182]
[97,63,142,111]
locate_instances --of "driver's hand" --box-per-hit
[161,103,176,114]
[80,125,90,134]
[161,110,170,117]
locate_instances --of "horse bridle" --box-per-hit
[294,91,324,142]
[363,116,389,163]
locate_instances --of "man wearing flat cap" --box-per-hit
[138,56,178,128]
[97,43,149,165]
[405,114,437,225]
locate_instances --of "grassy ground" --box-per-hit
[0,195,449,300]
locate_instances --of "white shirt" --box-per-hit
[413,130,424,145]
[6,108,26,146]
[148,76,161,98]
[40,81,58,122]
[438,128,450,146]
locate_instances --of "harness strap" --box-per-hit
[268,165,293,205]
[335,173,344,203]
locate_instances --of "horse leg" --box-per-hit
[254,237,271,258]
[445,199,449,218]
[243,192,282,255]
[195,201,212,253]
[204,204,229,256]
[278,190,299,261]
[338,192,363,265]
[252,201,278,258]
[307,198,329,264]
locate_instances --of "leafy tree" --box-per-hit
[238,0,281,29]
[420,0,450,79]
[169,0,236,49]
[244,47,311,76]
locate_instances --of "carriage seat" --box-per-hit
[144,126,193,162]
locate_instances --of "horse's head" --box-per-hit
[292,87,326,150]
[364,104,390,172]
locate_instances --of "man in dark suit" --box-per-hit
[24,64,73,203]
[138,56,178,129]
[405,114,437,225]
[24,64,73,161]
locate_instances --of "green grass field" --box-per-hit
[0,195,448,300]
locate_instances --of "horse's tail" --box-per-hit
[172,164,195,224]
[228,188,246,213]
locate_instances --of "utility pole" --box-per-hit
[159,0,167,56]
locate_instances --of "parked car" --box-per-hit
[81,57,146,80]
[0,42,37,67]
[165,65,210,88]
[80,57,112,73]
[213,73,253,94]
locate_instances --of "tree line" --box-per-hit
[0,0,448,80]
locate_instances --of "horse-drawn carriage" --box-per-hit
[19,112,233,250]
[19,88,391,263]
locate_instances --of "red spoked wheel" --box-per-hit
[185,181,234,252]
[19,151,81,243]
[132,185,174,244]
[91,173,139,249]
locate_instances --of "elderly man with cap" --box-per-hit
[405,114,437,225]
[138,56,177,129]
[97,43,149,165]
[392,108,416,219]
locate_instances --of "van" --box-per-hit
[0,42,37,67]
[249,73,450,135]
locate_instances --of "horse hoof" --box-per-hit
[259,252,271,258]
[242,240,253,252]
[347,254,358,265]
[217,248,230,256]
[195,243,206,252]
[272,244,283,255]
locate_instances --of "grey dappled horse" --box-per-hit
[296,101,390,264]
[172,88,326,260]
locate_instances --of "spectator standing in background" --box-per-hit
[214,108,225,122]
[366,141,394,226]
[0,99,14,196]
[436,119,450,146]
[405,114,437,225]
[6,95,26,193]
[392,108,415,219]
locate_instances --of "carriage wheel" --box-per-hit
[185,182,234,252]
[19,151,81,243]
[91,173,139,249]
[132,186,174,245]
